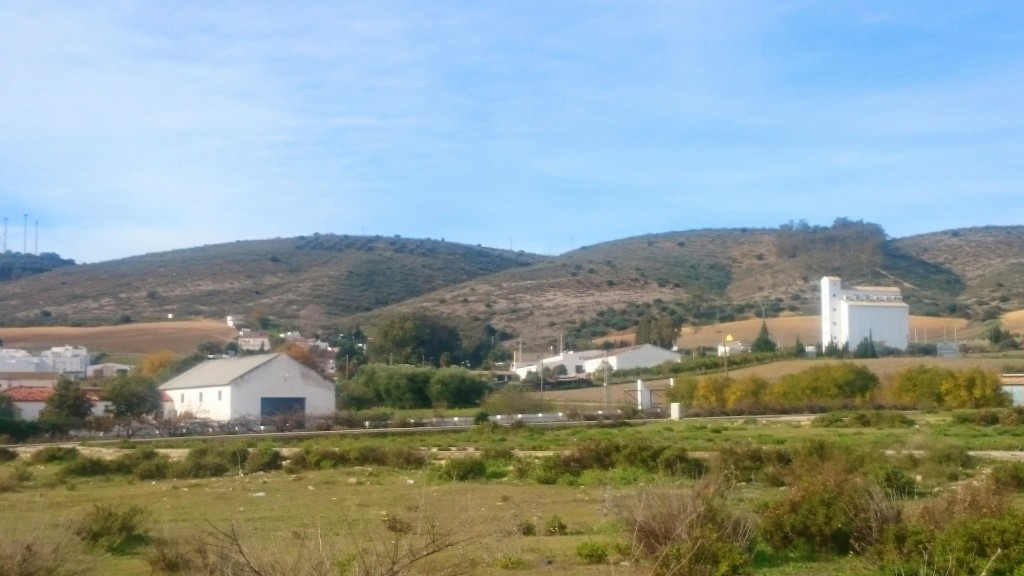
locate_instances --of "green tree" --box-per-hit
[853,335,878,359]
[750,320,777,353]
[104,375,162,438]
[791,335,806,357]
[940,367,1010,409]
[0,392,18,419]
[39,376,93,434]
[885,365,952,408]
[346,364,434,409]
[635,313,680,349]
[371,313,463,366]
[428,368,489,408]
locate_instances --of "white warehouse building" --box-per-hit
[821,276,909,351]
[159,353,335,423]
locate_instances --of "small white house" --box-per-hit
[582,344,682,375]
[159,354,335,423]
[237,330,271,353]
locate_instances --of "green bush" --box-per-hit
[575,541,609,564]
[436,457,487,481]
[657,445,708,478]
[171,445,236,478]
[306,446,348,469]
[62,456,113,477]
[759,469,900,557]
[544,515,568,536]
[73,504,151,555]
[30,446,80,464]
[813,410,915,428]
[990,461,1024,492]
[244,445,282,474]
[715,442,791,485]
[874,467,917,499]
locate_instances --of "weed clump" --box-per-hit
[576,541,609,564]
[73,503,151,555]
[617,478,755,576]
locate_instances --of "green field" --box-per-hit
[3,413,1024,575]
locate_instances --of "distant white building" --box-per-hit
[40,346,90,377]
[0,346,89,377]
[237,330,271,352]
[821,276,909,350]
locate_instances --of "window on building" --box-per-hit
[199,392,203,402]
[218,390,222,401]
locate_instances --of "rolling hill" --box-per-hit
[1,222,1023,353]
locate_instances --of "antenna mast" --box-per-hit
[22,214,27,253]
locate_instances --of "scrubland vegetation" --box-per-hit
[4,400,1024,575]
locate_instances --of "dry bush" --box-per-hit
[616,477,755,576]
[876,481,1024,575]
[147,515,475,576]
[0,525,96,576]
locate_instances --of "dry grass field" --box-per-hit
[0,320,237,355]
[595,314,990,352]
[678,314,982,349]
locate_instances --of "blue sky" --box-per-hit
[1,2,1022,263]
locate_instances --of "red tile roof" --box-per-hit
[3,386,54,402]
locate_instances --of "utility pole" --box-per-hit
[603,361,610,409]
[22,214,27,253]
[2,217,6,251]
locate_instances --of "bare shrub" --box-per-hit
[877,481,1024,575]
[616,477,755,576]
[0,525,96,576]
[148,514,475,576]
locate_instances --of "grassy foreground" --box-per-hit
[3,413,1024,575]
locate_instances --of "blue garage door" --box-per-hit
[260,397,306,428]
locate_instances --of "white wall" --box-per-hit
[13,401,45,420]
[842,302,909,350]
[229,355,335,420]
[173,386,233,420]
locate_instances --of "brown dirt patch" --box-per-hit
[0,320,237,355]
